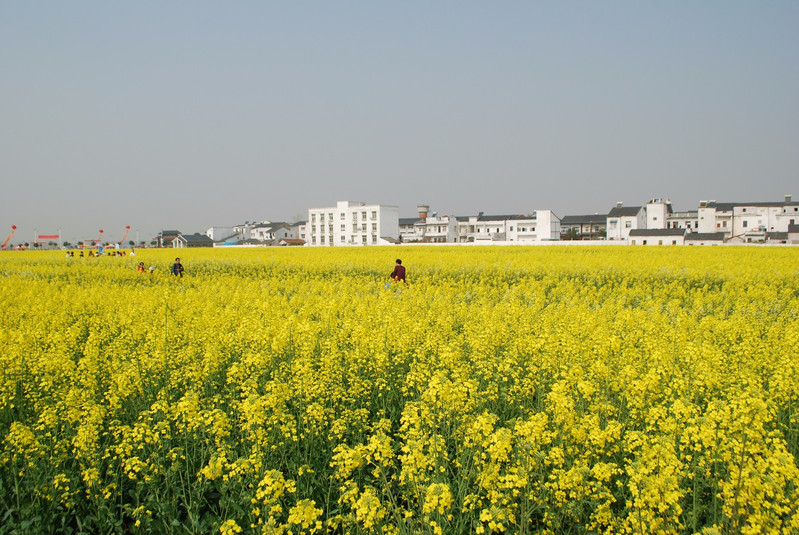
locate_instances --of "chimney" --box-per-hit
[417,204,429,219]
[786,195,793,203]
[616,201,623,208]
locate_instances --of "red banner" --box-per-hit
[37,234,60,240]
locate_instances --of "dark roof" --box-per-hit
[178,233,214,244]
[787,224,799,233]
[399,218,421,226]
[381,236,400,244]
[629,229,686,237]
[608,206,643,217]
[561,214,606,225]
[703,201,799,211]
[477,214,528,221]
[766,232,788,240]
[684,232,726,241]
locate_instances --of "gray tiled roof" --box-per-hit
[179,233,214,244]
[705,201,799,210]
[629,229,686,237]
[767,232,788,240]
[477,214,521,221]
[561,214,606,225]
[608,206,643,217]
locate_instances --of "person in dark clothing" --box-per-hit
[390,259,406,283]
[171,257,185,277]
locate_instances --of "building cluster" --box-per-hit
[162,195,799,248]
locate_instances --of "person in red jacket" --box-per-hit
[390,259,406,283]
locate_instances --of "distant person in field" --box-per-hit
[390,259,406,283]
[137,262,146,273]
[171,257,185,277]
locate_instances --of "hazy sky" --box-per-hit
[2,2,797,244]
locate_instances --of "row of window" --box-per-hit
[312,235,378,244]
[309,224,378,233]
[310,211,379,223]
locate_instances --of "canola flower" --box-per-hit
[0,246,798,534]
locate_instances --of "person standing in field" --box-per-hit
[390,259,406,283]
[171,257,184,277]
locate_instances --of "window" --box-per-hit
[743,221,748,228]
[311,214,316,222]
[340,236,345,242]
[672,240,677,245]
[340,213,345,220]
[320,236,325,244]
[372,223,377,232]
[341,224,345,231]
[625,221,632,229]
[509,226,514,231]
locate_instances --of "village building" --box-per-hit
[307,201,400,246]
[606,203,646,241]
[173,232,214,248]
[560,214,606,240]
[628,228,686,246]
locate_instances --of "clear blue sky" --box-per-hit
[2,2,797,244]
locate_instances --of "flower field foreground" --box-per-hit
[1,246,798,534]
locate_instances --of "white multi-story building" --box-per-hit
[418,214,459,243]
[697,196,798,240]
[606,203,646,241]
[307,201,399,246]
[472,211,560,242]
[646,198,700,232]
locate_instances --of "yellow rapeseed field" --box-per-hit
[1,246,798,534]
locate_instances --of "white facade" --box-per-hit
[697,197,798,239]
[205,227,237,241]
[419,214,458,243]
[307,201,399,246]
[629,230,686,246]
[646,198,671,230]
[455,211,561,243]
[606,205,646,241]
[667,211,700,231]
[251,224,292,242]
